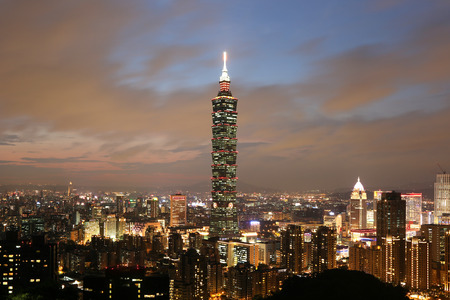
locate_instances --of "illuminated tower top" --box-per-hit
[219,51,231,93]
[353,177,365,192]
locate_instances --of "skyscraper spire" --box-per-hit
[223,51,227,72]
[219,51,231,92]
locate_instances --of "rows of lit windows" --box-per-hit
[212,139,237,152]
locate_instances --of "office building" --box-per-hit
[373,190,390,229]
[402,193,422,227]
[116,194,125,215]
[209,52,239,238]
[435,173,450,222]
[170,194,187,227]
[147,197,159,219]
[168,232,183,258]
[350,177,367,229]
[376,191,406,245]
[217,240,259,267]
[377,191,406,284]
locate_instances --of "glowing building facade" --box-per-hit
[402,193,422,228]
[435,173,450,223]
[170,194,187,227]
[350,177,367,230]
[210,52,239,238]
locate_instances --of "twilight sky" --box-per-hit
[1,0,449,191]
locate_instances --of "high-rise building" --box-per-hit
[402,193,422,227]
[209,52,239,239]
[250,265,280,299]
[350,177,367,230]
[349,242,382,279]
[170,194,187,227]
[147,197,159,219]
[0,233,58,297]
[373,190,390,229]
[170,249,208,300]
[444,231,450,294]
[311,226,336,274]
[116,194,125,215]
[435,173,450,222]
[68,181,73,196]
[168,232,183,258]
[226,263,254,300]
[420,224,450,264]
[406,237,431,290]
[280,225,304,274]
[217,240,259,268]
[207,262,224,296]
[376,191,406,246]
[377,191,406,284]
[381,235,404,285]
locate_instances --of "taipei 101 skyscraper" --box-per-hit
[209,52,239,238]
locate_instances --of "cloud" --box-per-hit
[295,10,450,113]
[0,134,21,146]
[21,156,100,164]
[0,0,449,191]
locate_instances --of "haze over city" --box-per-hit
[1,0,449,191]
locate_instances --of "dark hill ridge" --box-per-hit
[266,269,408,300]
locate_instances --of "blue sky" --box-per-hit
[0,0,449,191]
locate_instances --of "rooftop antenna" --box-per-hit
[437,163,447,174]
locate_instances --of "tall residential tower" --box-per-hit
[210,52,239,238]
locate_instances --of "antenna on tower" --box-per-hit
[437,163,447,174]
[223,51,227,72]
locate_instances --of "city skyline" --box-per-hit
[1,1,450,191]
